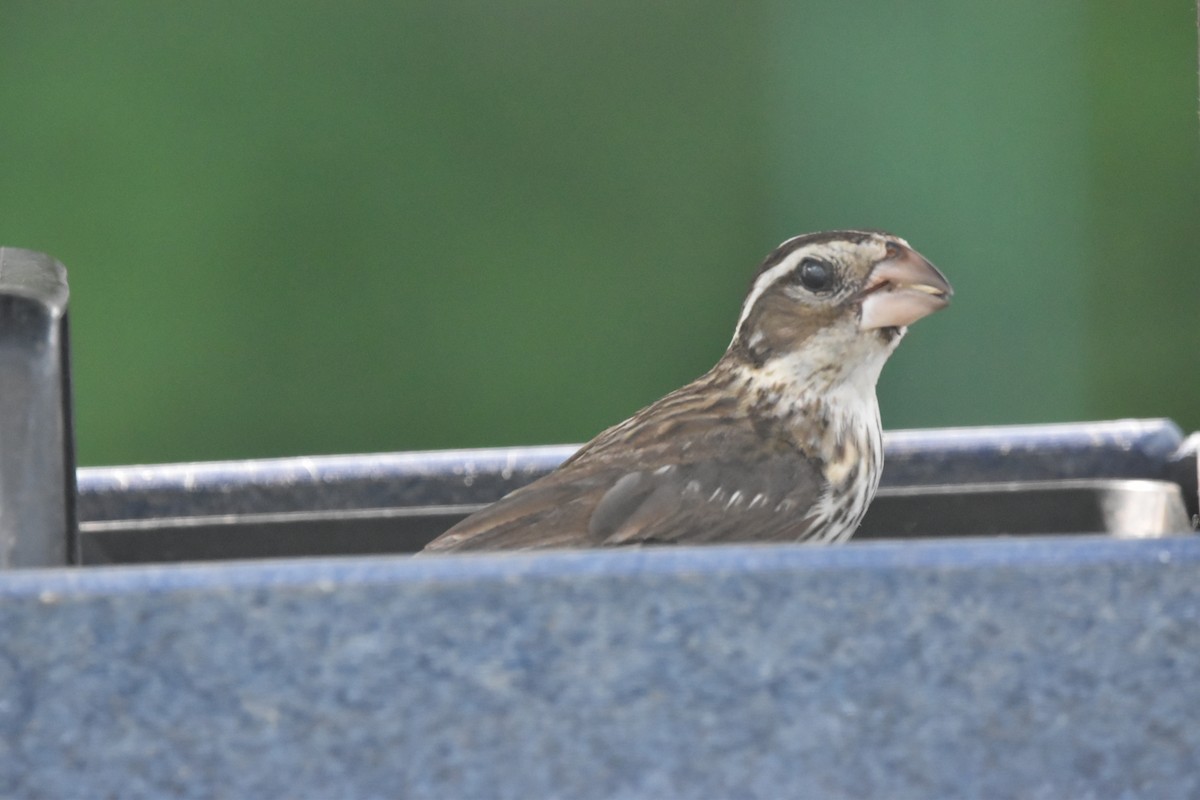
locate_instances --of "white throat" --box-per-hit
[735,324,901,419]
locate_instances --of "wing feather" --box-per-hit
[420,376,826,552]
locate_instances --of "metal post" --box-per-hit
[0,248,76,566]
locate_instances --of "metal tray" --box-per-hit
[79,478,1192,565]
[857,479,1191,540]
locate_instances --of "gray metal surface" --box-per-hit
[0,248,75,567]
[1,536,1198,798]
[80,504,472,564]
[78,478,1192,565]
[1169,431,1200,520]
[858,478,1192,540]
[71,419,1196,564]
[76,418,1189,522]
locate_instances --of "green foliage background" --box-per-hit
[1,2,1196,466]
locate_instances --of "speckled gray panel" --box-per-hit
[2,535,1198,798]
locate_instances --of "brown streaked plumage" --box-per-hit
[421,230,952,553]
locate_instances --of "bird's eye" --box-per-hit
[796,259,834,292]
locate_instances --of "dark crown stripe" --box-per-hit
[753,229,893,280]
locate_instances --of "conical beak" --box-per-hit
[857,245,953,330]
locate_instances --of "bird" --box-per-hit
[421,230,952,553]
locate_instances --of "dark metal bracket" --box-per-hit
[0,248,76,567]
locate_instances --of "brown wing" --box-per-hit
[419,468,616,552]
[420,380,827,553]
[420,453,824,552]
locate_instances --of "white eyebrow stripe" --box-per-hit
[731,252,805,345]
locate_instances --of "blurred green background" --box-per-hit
[1,2,1196,467]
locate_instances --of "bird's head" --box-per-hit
[727,230,952,395]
